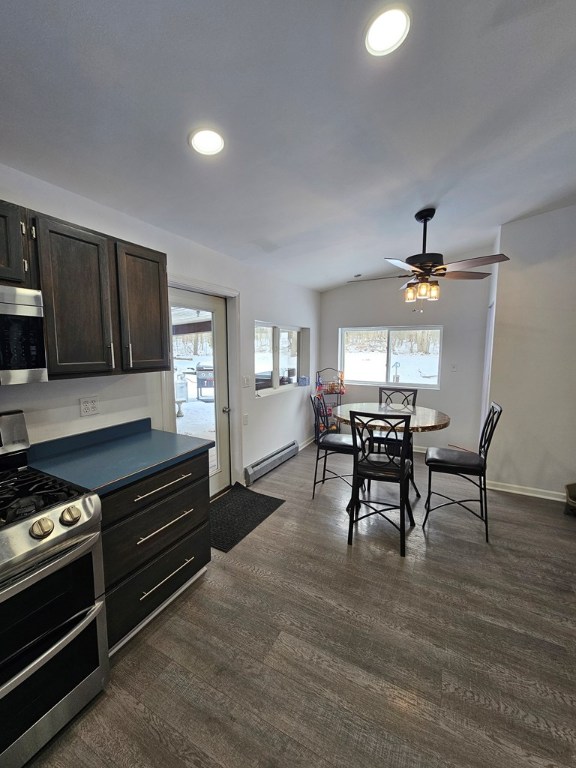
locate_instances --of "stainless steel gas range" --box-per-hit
[0,410,109,768]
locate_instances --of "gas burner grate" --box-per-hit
[0,467,85,527]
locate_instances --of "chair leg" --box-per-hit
[312,445,321,499]
[409,441,421,497]
[348,479,360,545]
[312,445,326,498]
[422,466,433,528]
[406,487,415,527]
[321,451,328,484]
[481,472,489,542]
[400,487,406,557]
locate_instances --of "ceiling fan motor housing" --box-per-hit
[406,252,444,270]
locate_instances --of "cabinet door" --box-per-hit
[37,216,117,375]
[116,242,170,370]
[0,200,26,284]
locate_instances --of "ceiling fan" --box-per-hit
[349,208,509,302]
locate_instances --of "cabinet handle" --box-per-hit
[108,342,115,369]
[133,472,193,502]
[127,343,133,368]
[20,221,26,235]
[139,557,195,601]
[137,508,193,545]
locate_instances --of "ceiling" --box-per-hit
[1,0,576,292]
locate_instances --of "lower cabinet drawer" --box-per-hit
[101,452,209,528]
[105,522,211,650]
[102,477,209,589]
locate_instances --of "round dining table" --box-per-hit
[331,402,450,433]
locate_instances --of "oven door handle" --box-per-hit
[0,598,105,699]
[0,532,102,602]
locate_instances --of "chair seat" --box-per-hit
[425,446,484,475]
[318,432,356,454]
[357,455,411,482]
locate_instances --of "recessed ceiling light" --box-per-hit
[189,129,224,156]
[365,6,410,56]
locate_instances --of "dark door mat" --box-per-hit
[209,482,285,552]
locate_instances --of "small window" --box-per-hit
[255,324,301,392]
[339,326,442,386]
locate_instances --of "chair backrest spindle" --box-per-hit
[479,401,503,461]
[378,387,418,407]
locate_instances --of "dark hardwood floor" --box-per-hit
[30,447,576,768]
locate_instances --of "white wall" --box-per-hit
[0,164,320,476]
[319,270,492,452]
[490,203,576,500]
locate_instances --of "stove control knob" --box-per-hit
[30,517,55,539]
[60,505,82,526]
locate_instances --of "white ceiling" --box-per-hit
[1,0,576,291]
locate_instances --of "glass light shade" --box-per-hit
[428,281,440,301]
[189,129,224,155]
[365,8,411,56]
[404,284,417,303]
[416,281,430,299]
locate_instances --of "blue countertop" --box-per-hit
[29,418,214,495]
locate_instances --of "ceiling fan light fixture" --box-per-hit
[416,280,430,300]
[365,7,411,57]
[404,284,417,303]
[428,281,440,301]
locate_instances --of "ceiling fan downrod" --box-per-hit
[414,207,436,254]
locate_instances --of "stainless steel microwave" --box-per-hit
[0,286,48,384]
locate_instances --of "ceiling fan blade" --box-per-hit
[442,271,491,280]
[443,253,509,272]
[386,258,417,273]
[347,274,408,284]
[399,279,416,290]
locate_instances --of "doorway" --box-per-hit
[168,288,231,496]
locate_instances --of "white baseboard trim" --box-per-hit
[300,436,315,450]
[486,481,564,503]
[413,446,564,502]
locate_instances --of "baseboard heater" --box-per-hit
[244,440,299,486]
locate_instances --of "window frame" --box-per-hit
[338,325,443,388]
[255,322,302,395]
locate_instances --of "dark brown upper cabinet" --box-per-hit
[116,242,170,371]
[0,200,34,286]
[36,216,116,376]
[0,198,170,379]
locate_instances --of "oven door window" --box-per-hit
[0,314,46,370]
[0,552,95,687]
[0,621,100,754]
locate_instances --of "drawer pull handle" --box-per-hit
[137,508,193,545]
[133,473,193,502]
[140,558,195,601]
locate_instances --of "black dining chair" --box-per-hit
[374,386,420,497]
[422,402,503,542]
[310,394,356,498]
[349,411,414,557]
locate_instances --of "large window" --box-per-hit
[255,324,300,391]
[339,326,442,386]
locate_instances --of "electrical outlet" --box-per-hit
[79,397,99,417]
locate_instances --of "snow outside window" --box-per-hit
[339,326,442,387]
[255,324,300,392]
